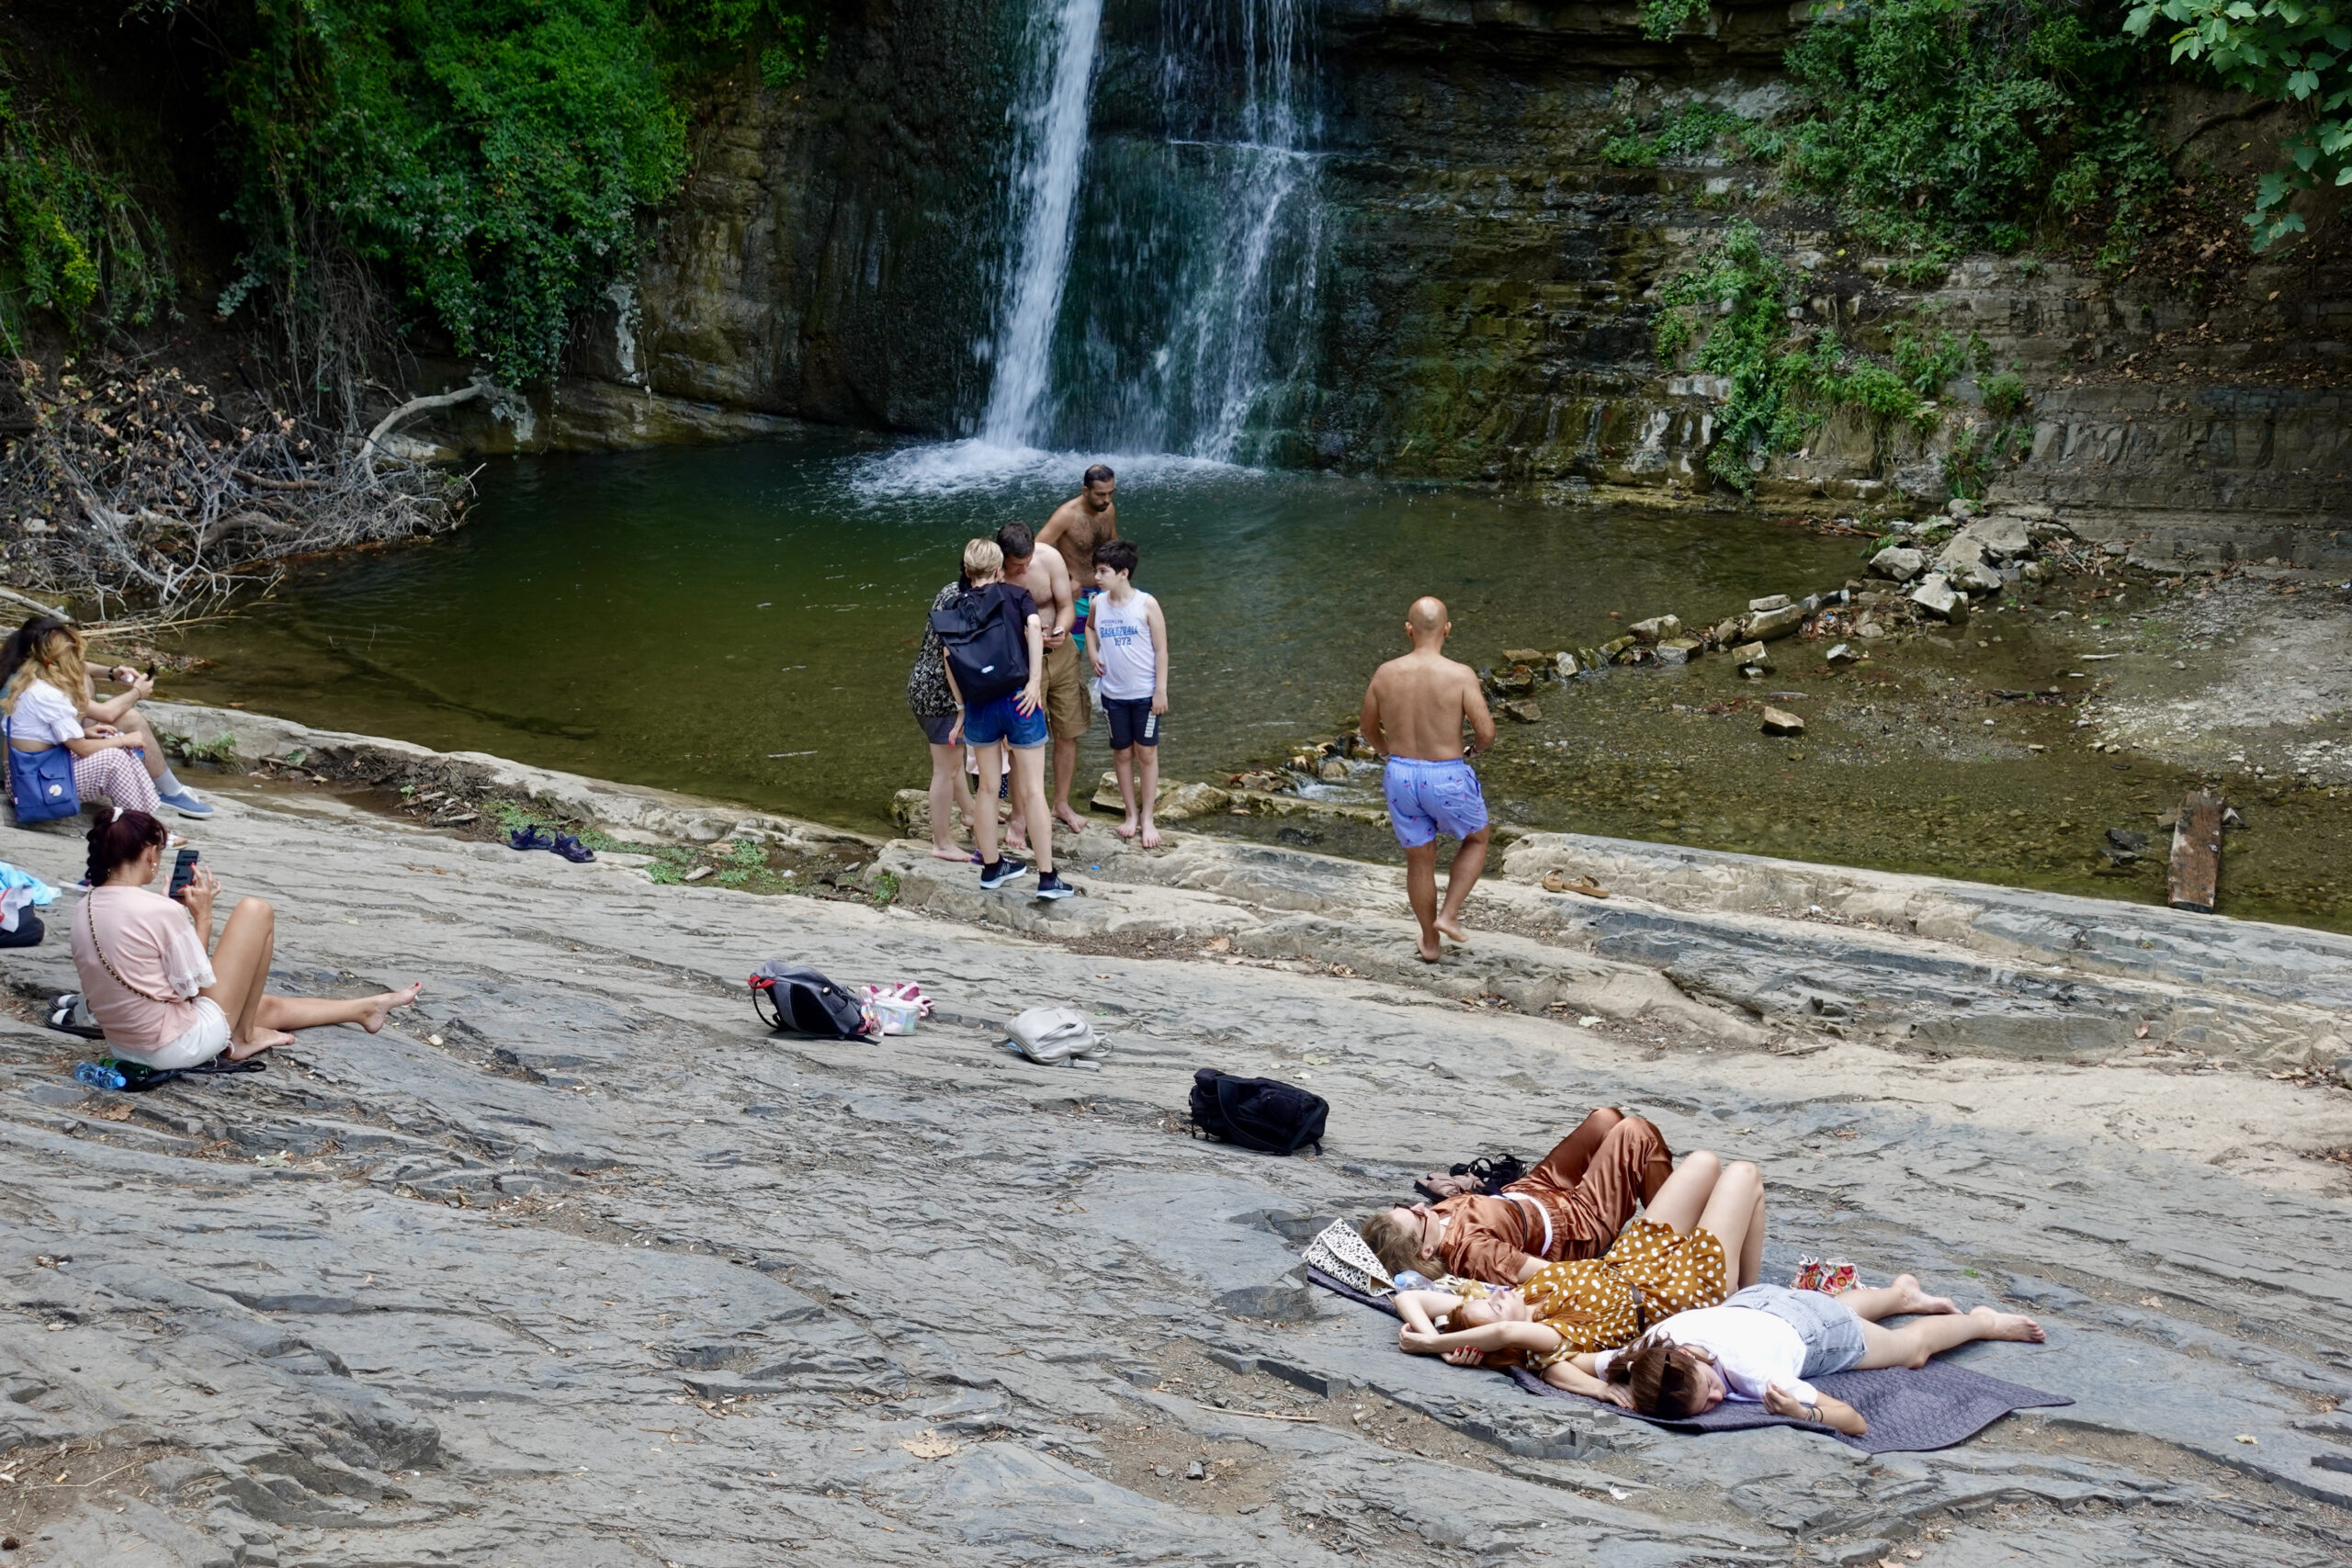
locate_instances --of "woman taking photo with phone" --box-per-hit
[69,807,424,1067]
[0,615,212,818]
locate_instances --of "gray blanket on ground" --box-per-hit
[1305,1266,2070,1454]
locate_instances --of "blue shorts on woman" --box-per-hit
[963,692,1047,749]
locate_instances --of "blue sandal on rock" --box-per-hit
[551,833,595,863]
[508,825,555,852]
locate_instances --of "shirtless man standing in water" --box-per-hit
[1361,597,1496,962]
[1035,465,1118,831]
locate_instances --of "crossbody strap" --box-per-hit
[83,896,178,1005]
[1503,1190,1555,1261]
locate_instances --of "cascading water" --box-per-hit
[978,0,1108,450]
[975,0,1322,464]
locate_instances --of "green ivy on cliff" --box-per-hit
[1653,220,1949,492]
[1784,0,2173,269]
[213,0,826,389]
[0,66,175,348]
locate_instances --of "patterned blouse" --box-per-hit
[1449,1219,1729,1370]
[906,581,963,717]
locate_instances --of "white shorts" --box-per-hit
[114,997,232,1070]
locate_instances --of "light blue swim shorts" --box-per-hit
[1383,756,1489,849]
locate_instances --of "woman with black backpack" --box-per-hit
[907,565,983,863]
[932,539,1073,899]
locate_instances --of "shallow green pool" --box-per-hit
[158,433,2352,931]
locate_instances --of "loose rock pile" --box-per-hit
[1477,502,2087,694]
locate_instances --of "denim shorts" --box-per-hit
[962,692,1047,749]
[1726,1283,1867,1378]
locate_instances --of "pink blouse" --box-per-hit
[69,886,215,1047]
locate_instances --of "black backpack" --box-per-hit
[749,963,875,1039]
[929,587,1029,706]
[1189,1068,1328,1156]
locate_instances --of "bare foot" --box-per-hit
[1007,834,1029,854]
[1416,932,1442,963]
[1889,1273,1959,1315]
[930,843,975,862]
[1434,915,1470,945]
[1115,816,1138,840]
[361,981,425,1034]
[1139,821,1160,849]
[1055,805,1089,834]
[227,1029,293,1060]
[1971,1305,2047,1343]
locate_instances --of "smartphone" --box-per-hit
[167,848,198,902]
[145,663,156,680]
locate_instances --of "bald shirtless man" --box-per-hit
[1360,596,1496,963]
[1035,465,1118,830]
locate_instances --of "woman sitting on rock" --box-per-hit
[70,807,423,1067]
[1560,1278,2046,1436]
[1393,1149,1763,1377]
[0,615,210,818]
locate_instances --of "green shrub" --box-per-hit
[214,0,825,389]
[2125,0,2352,249]
[0,71,175,345]
[1892,322,1976,395]
[1981,368,2032,420]
[1641,0,1714,39]
[1783,0,2172,265]
[1653,220,1944,492]
[1601,102,1752,165]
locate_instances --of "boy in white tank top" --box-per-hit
[1088,538,1170,848]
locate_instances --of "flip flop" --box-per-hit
[47,993,104,1040]
[508,825,555,852]
[187,1055,266,1075]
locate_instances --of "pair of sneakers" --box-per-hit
[978,857,1072,900]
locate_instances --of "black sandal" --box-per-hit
[47,993,104,1040]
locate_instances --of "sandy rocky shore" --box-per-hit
[0,703,2346,1566]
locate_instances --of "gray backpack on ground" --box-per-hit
[1004,1006,1105,1068]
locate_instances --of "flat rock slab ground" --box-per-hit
[0,738,2347,1567]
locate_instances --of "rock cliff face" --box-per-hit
[1306,6,2349,551]
[458,0,2350,558]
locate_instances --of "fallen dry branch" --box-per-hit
[0,356,471,615]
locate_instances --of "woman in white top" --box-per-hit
[0,615,212,817]
[1,619,165,819]
[71,807,424,1066]
[1556,1276,2046,1437]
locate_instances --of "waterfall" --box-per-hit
[975,0,1321,463]
[978,0,1107,449]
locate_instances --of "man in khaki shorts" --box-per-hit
[1036,465,1117,831]
[995,523,1088,836]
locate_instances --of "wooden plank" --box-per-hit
[2167,791,2224,913]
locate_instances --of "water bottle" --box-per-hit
[74,1062,125,1092]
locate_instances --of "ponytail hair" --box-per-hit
[85,807,166,888]
[1605,1330,1715,1419]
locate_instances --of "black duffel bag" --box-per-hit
[1189,1067,1327,1156]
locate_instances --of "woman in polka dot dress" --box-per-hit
[1392,1151,1764,1386]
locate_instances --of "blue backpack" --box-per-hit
[4,717,78,823]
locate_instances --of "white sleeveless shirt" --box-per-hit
[1091,590,1159,700]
